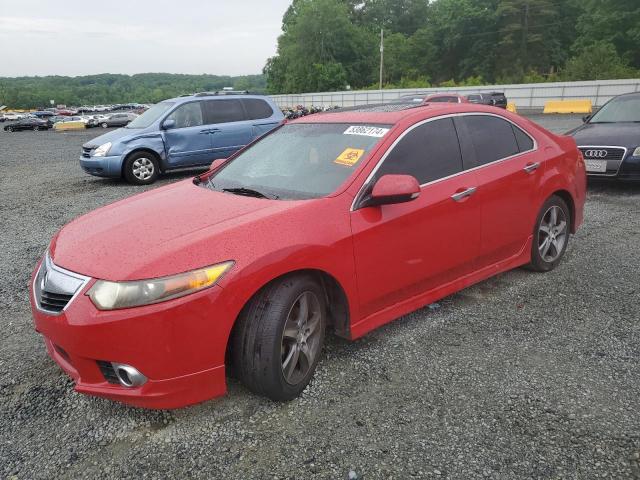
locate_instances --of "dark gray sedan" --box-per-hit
[101,113,138,128]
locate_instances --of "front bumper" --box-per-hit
[79,154,123,178]
[30,265,232,409]
[586,154,640,180]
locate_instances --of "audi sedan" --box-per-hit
[569,92,640,180]
[30,103,586,409]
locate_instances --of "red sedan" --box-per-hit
[30,103,586,409]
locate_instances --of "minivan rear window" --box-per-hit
[242,99,274,120]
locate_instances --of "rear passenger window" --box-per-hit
[512,125,534,152]
[376,118,463,184]
[242,99,274,120]
[167,102,204,128]
[204,100,245,124]
[462,115,519,165]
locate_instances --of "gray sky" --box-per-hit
[0,0,291,77]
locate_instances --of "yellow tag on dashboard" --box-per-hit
[334,148,365,166]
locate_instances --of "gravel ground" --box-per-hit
[0,115,639,479]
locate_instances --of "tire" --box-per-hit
[101,122,108,128]
[231,274,326,401]
[33,126,38,131]
[527,195,571,272]
[7,127,13,132]
[123,152,159,185]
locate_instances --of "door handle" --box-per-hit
[523,162,540,173]
[451,187,477,202]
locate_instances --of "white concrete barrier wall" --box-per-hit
[270,78,640,109]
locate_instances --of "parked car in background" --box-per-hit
[2,113,24,121]
[100,112,137,128]
[80,92,284,184]
[568,92,640,180]
[4,118,51,131]
[467,92,508,109]
[33,111,55,118]
[424,93,468,104]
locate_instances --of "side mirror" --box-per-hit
[210,158,227,170]
[162,119,176,130]
[582,115,591,123]
[362,174,420,208]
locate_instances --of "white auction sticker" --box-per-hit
[343,125,390,137]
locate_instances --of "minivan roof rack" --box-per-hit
[193,90,251,97]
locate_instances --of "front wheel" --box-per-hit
[101,122,108,128]
[528,195,571,272]
[123,153,159,185]
[231,274,326,401]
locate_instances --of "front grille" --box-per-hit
[82,147,93,158]
[97,361,120,384]
[40,291,73,313]
[578,147,626,161]
[33,253,90,315]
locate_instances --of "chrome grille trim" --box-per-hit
[33,253,91,315]
[577,145,628,177]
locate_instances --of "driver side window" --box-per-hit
[167,102,204,129]
[375,118,463,185]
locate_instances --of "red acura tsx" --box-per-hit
[30,103,586,409]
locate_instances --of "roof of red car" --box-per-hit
[288,102,501,125]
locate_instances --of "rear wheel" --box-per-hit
[123,152,159,185]
[528,195,571,272]
[101,122,108,128]
[33,126,38,131]
[231,274,326,401]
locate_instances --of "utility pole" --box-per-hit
[379,28,384,90]
[522,2,529,63]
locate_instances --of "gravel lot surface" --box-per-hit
[1,115,639,479]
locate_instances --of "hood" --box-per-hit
[569,122,640,149]
[51,180,307,281]
[82,126,155,149]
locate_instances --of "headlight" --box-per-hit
[633,147,640,157]
[93,142,112,157]
[88,261,234,310]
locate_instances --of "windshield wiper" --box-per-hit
[222,187,277,199]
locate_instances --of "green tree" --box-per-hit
[561,41,638,81]
[574,0,640,68]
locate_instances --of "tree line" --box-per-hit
[0,73,267,110]
[264,0,640,93]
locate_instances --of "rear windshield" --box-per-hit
[205,123,391,200]
[126,102,174,129]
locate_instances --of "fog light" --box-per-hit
[112,363,147,387]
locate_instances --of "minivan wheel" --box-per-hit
[231,274,326,401]
[527,195,571,272]
[101,122,108,128]
[123,152,159,185]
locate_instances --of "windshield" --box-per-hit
[126,102,174,129]
[589,95,640,123]
[205,123,390,200]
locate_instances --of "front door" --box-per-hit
[163,101,213,167]
[350,118,482,319]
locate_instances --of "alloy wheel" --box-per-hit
[281,291,322,385]
[132,158,155,181]
[538,205,567,262]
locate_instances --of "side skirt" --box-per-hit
[349,236,533,340]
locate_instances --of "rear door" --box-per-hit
[241,98,281,138]
[163,101,212,167]
[456,114,541,267]
[203,99,253,160]
[351,117,482,318]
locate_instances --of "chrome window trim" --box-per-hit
[32,253,91,316]
[577,145,628,177]
[350,112,538,211]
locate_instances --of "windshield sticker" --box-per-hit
[335,148,365,167]
[343,125,390,137]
